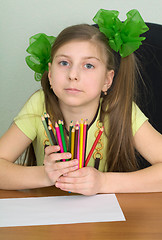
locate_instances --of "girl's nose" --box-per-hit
[68,66,79,81]
[69,76,78,80]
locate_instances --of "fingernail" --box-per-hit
[73,165,78,170]
[55,182,59,188]
[56,146,60,150]
[66,153,71,158]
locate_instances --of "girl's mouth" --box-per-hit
[64,88,82,93]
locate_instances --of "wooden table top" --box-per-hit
[0,187,162,240]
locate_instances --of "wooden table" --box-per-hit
[0,187,162,240]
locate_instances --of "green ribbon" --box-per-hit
[25,9,149,81]
[25,33,56,81]
[93,9,149,57]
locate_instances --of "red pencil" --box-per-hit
[85,127,104,167]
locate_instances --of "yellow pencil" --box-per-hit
[71,128,75,159]
[79,119,83,168]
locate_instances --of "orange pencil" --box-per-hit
[48,119,54,132]
[71,128,75,160]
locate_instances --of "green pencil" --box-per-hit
[58,120,68,158]
[41,116,53,146]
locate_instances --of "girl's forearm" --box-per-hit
[101,163,162,193]
[0,158,52,190]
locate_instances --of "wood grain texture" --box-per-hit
[0,187,162,240]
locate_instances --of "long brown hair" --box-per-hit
[40,24,139,172]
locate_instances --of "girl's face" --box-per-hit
[48,40,114,111]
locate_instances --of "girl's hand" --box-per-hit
[55,166,104,195]
[43,145,79,185]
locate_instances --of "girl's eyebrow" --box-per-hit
[55,54,101,62]
[83,56,101,62]
[55,54,69,58]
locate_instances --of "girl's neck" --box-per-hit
[59,101,100,129]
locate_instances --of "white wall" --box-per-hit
[0,0,162,136]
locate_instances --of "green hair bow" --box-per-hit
[25,9,149,81]
[25,33,56,81]
[93,9,149,58]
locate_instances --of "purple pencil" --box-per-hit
[74,125,79,159]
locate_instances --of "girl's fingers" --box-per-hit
[44,145,60,155]
[55,167,100,195]
[44,152,72,164]
[57,175,80,184]
[55,181,85,195]
[62,166,87,177]
[57,167,88,183]
[54,159,78,170]
[58,165,79,176]
[55,181,76,191]
[44,158,78,172]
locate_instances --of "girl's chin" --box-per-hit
[59,99,87,109]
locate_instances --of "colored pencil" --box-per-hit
[55,122,65,161]
[68,121,73,152]
[75,121,79,127]
[77,127,80,166]
[71,127,75,159]
[58,120,68,159]
[85,127,104,167]
[84,122,88,165]
[79,119,83,168]
[44,112,49,126]
[48,126,57,145]
[82,120,88,167]
[41,116,53,146]
[48,119,54,132]
[74,125,79,164]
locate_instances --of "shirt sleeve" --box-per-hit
[14,90,45,140]
[132,103,148,136]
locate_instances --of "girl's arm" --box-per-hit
[98,121,162,193]
[0,123,50,189]
[0,123,78,190]
[134,120,162,165]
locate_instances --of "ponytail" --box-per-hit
[101,53,139,172]
[41,71,64,124]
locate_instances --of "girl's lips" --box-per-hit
[64,88,82,93]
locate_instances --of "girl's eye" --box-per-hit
[59,61,69,66]
[84,63,94,69]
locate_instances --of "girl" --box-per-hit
[0,9,162,195]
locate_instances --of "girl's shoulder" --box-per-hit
[14,89,45,119]
[14,89,45,141]
[27,89,45,104]
[23,89,45,113]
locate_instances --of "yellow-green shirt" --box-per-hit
[14,89,148,170]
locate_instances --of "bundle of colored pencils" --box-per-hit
[41,113,104,168]
[70,120,88,168]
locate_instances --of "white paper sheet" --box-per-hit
[0,194,125,227]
